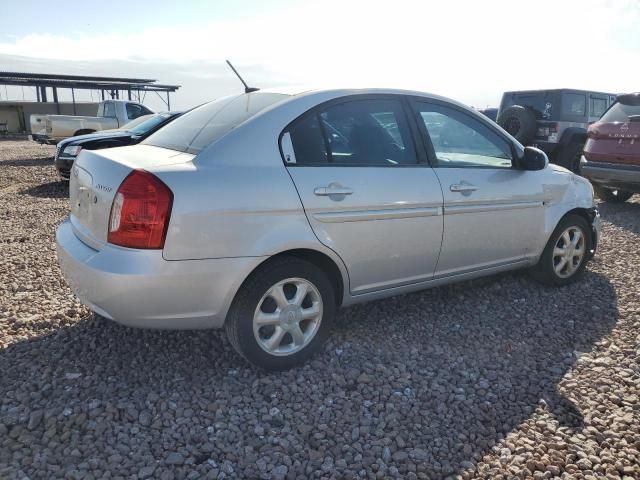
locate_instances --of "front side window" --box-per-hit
[285,98,417,166]
[415,103,512,168]
[562,93,586,117]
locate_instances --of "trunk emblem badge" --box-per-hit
[93,195,98,204]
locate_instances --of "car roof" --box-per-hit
[259,86,474,111]
[502,88,616,97]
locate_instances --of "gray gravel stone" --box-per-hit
[165,452,184,465]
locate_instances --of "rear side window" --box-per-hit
[600,102,640,122]
[562,93,586,117]
[288,115,328,164]
[144,93,287,154]
[284,98,417,166]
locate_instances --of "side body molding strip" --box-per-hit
[444,201,542,215]
[312,206,442,223]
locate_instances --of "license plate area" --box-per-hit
[70,165,94,220]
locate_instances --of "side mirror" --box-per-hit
[520,146,548,171]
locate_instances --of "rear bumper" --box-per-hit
[581,157,640,192]
[56,218,263,329]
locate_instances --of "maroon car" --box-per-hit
[581,93,640,202]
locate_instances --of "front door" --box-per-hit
[282,96,444,294]
[411,99,545,277]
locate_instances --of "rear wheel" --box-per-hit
[555,143,583,173]
[225,257,336,370]
[531,214,591,286]
[593,185,633,203]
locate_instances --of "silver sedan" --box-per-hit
[56,88,600,369]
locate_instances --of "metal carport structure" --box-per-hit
[0,71,180,114]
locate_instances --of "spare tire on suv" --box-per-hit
[497,105,537,144]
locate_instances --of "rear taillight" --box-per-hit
[536,122,558,138]
[107,170,173,249]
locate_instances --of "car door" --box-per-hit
[282,95,444,294]
[410,99,545,278]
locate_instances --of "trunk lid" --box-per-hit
[69,145,193,249]
[584,121,640,166]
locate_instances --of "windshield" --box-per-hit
[127,114,172,135]
[143,93,288,154]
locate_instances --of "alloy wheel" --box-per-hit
[552,226,586,278]
[253,278,323,356]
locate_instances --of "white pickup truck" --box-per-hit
[30,100,154,144]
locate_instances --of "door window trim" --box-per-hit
[279,94,428,168]
[408,96,520,169]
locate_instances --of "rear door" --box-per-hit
[282,95,444,294]
[410,99,545,277]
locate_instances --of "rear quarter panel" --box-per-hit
[158,145,323,261]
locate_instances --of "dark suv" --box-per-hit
[497,89,616,172]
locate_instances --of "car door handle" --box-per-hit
[450,183,478,193]
[314,186,354,196]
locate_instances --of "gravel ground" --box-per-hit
[0,139,639,480]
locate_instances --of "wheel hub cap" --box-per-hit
[281,306,301,329]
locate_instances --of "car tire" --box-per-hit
[593,185,633,203]
[555,143,583,173]
[496,105,537,144]
[225,257,336,370]
[530,214,592,286]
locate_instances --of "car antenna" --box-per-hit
[226,60,260,94]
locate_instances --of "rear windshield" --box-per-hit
[600,102,640,123]
[502,93,555,119]
[143,93,288,154]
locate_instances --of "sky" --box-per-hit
[0,0,638,111]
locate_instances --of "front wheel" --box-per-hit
[593,185,633,203]
[530,214,591,286]
[225,257,336,370]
